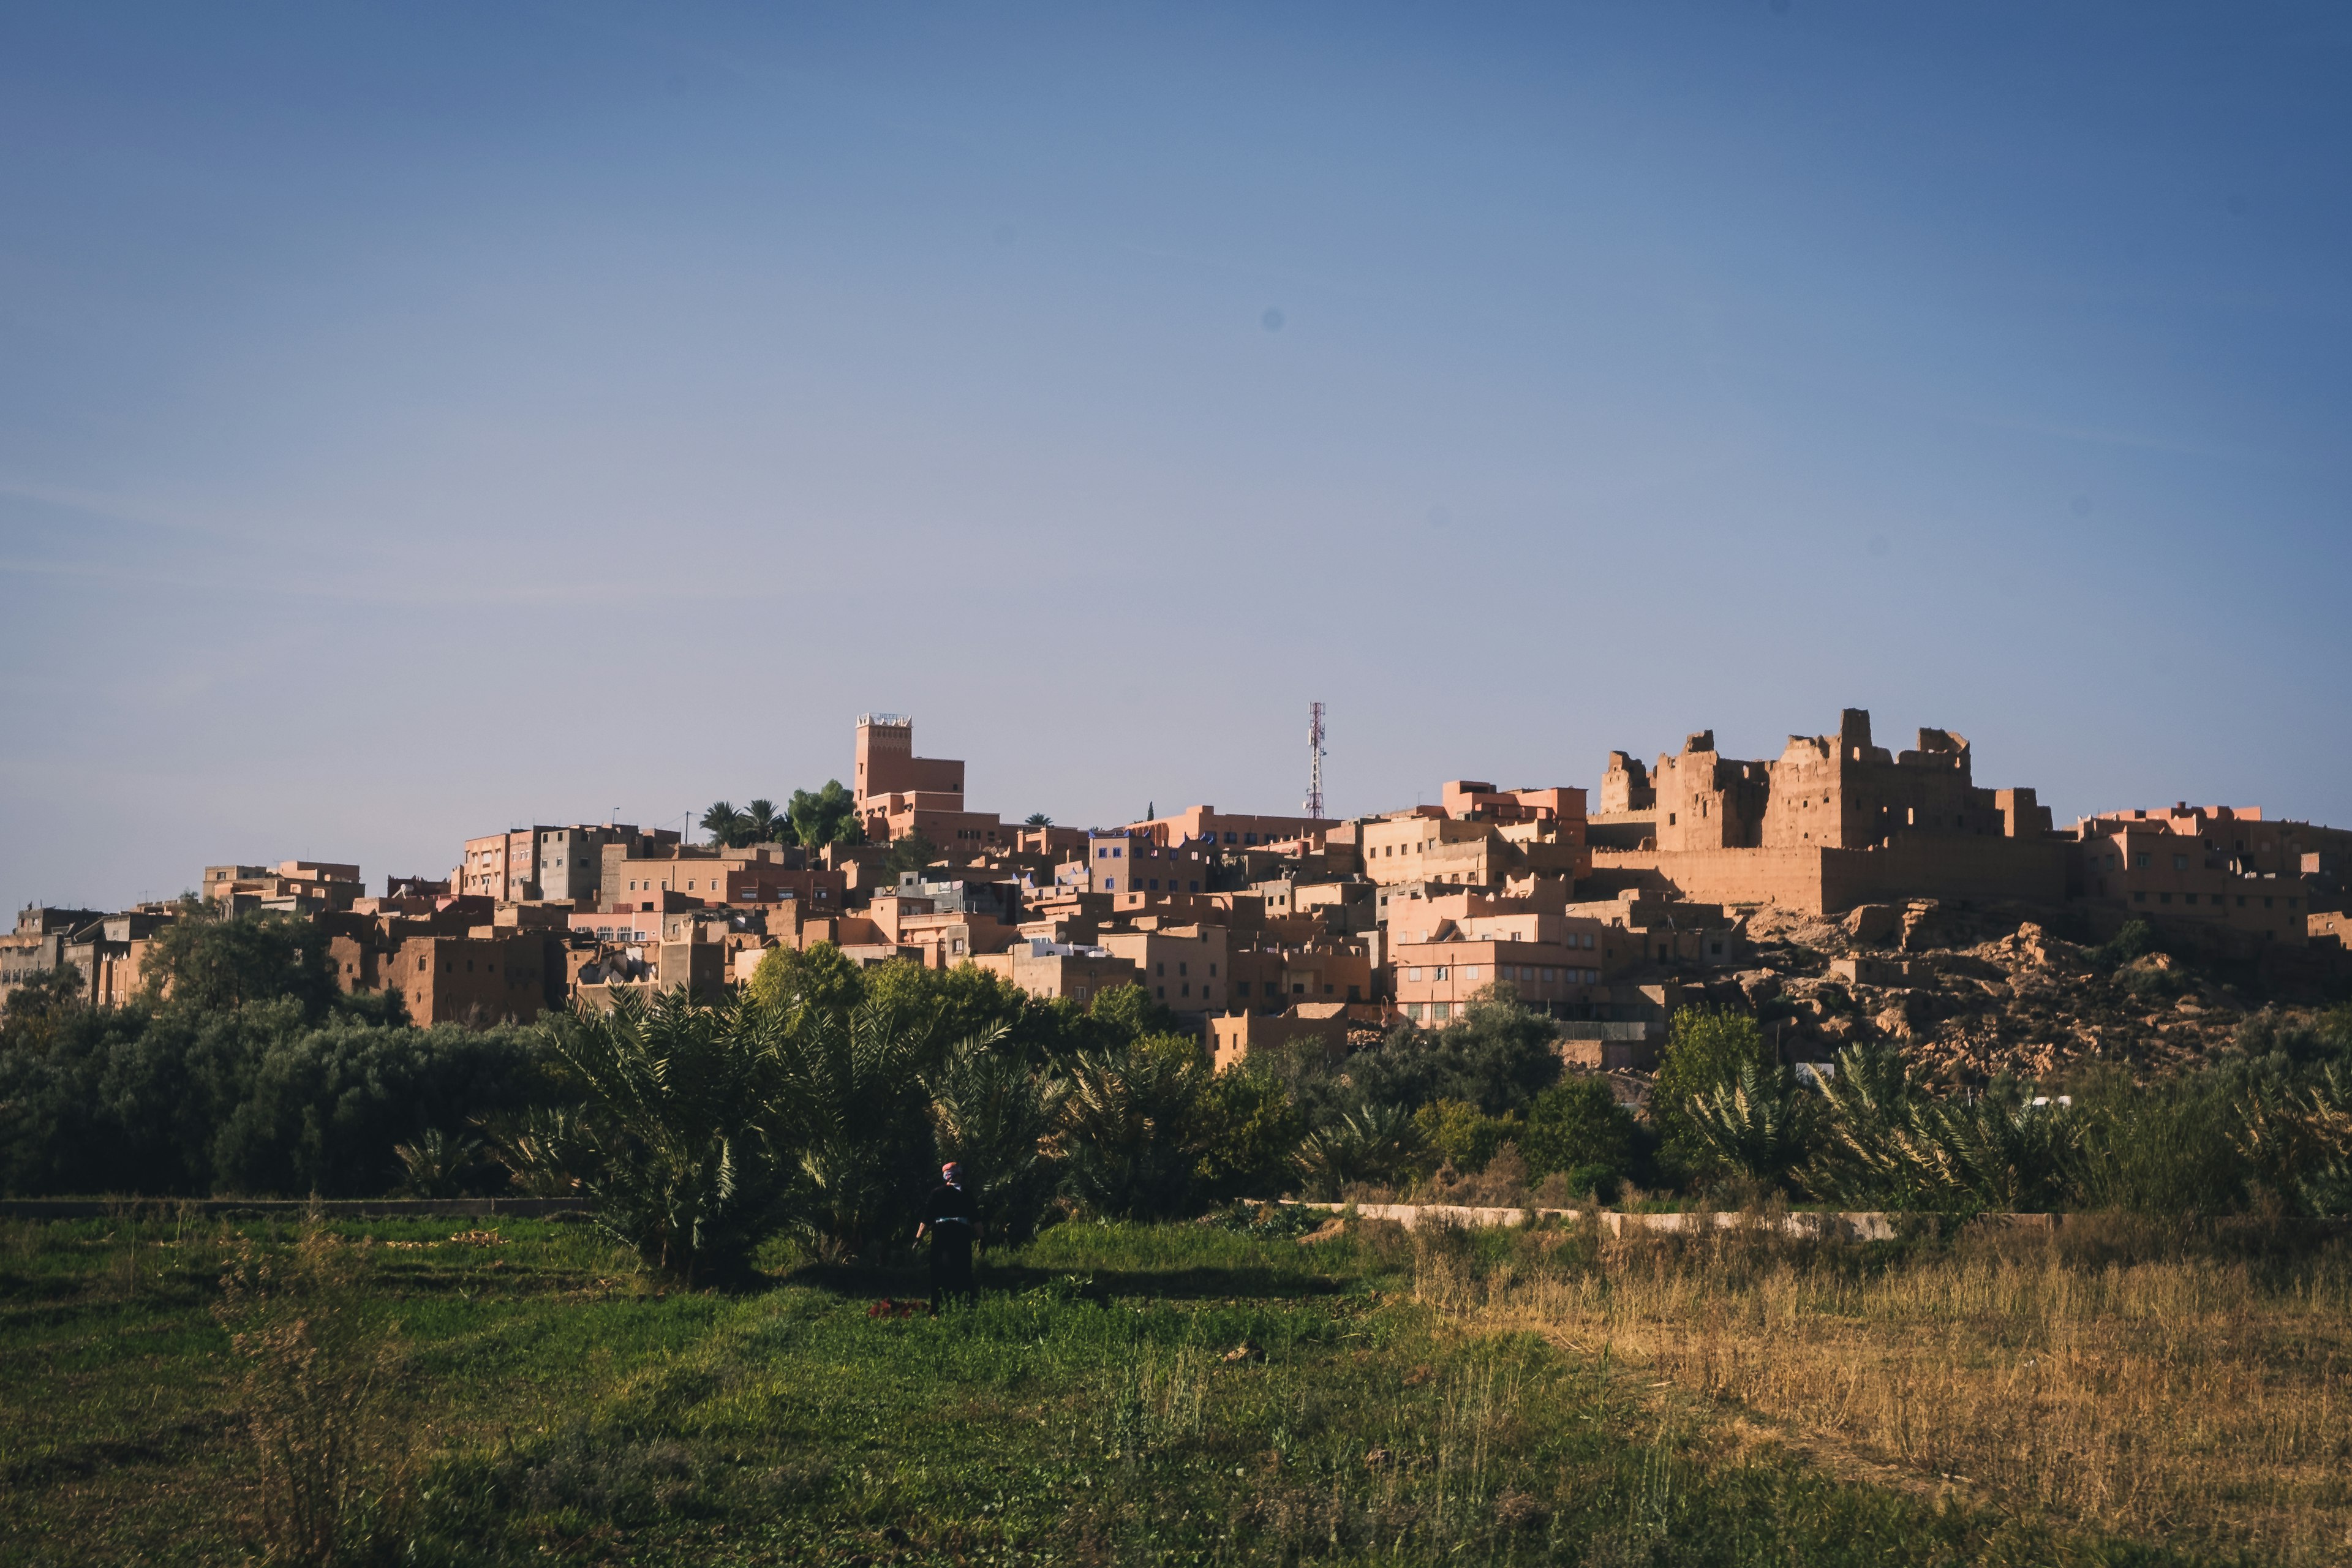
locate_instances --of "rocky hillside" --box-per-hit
[1724,899,2339,1087]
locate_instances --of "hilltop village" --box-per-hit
[9,710,2349,1084]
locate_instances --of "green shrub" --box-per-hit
[1521,1077,1636,1187]
[1062,1034,1212,1220]
[1409,1098,1521,1176]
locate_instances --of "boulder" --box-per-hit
[1842,903,1901,947]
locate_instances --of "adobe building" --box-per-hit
[202,861,364,916]
[1208,1004,1351,1072]
[1098,924,1231,1014]
[456,823,680,904]
[970,938,1142,1005]
[1075,831,1216,896]
[600,842,846,916]
[455,823,679,905]
[1358,797,1586,890]
[852,714,1012,848]
[1589,709,2065,915]
[1,906,108,1004]
[1124,805,1336,850]
[2072,805,2331,944]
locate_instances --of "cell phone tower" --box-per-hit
[1303,701,1327,820]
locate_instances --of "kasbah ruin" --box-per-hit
[12,706,2350,1089]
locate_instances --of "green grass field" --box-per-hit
[0,1210,2220,1566]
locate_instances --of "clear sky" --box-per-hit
[4,2,2347,908]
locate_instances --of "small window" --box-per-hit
[2173,855,2189,872]
[1407,967,1422,981]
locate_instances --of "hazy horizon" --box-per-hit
[6,3,2350,910]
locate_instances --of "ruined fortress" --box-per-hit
[1589,709,2066,915]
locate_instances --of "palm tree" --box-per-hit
[701,800,749,848]
[769,997,940,1255]
[1024,812,1052,827]
[1683,1063,1814,1188]
[495,989,788,1283]
[744,799,783,843]
[1292,1103,1423,1200]
[1062,1037,1208,1220]
[788,781,862,848]
[928,1029,1065,1243]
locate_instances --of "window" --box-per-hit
[1405,1003,1423,1021]
[2183,893,2196,905]
[1181,982,1190,997]
[1155,961,1165,976]
[2160,893,2172,904]
[1433,1003,1450,1022]
[1208,963,1216,976]
[1178,961,1188,976]
[1543,968,1556,982]
[2135,853,2151,869]
[1237,982,1251,998]
[1434,966,1449,981]
[1465,965,1480,980]
[2173,855,2189,872]
[1189,880,1200,893]
[1407,967,1422,981]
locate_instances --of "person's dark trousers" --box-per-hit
[929,1234,976,1311]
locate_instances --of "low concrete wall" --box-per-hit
[1292,1200,1898,1241]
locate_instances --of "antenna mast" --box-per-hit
[1303,701,1327,820]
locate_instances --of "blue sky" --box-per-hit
[3,2,2346,907]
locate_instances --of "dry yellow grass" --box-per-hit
[1412,1218,2352,1564]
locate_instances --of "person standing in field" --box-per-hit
[916,1161,981,1310]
